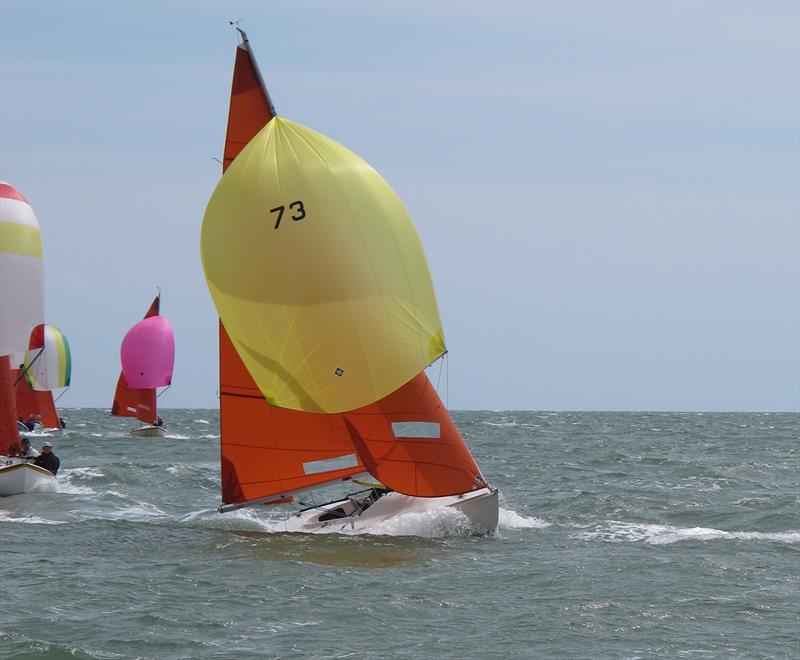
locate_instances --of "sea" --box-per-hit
[1,410,797,659]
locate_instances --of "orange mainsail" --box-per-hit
[111,295,160,424]
[0,355,18,455]
[216,32,484,509]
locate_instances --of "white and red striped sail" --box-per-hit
[0,183,45,453]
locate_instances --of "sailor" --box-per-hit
[34,442,60,475]
[19,437,40,458]
[156,416,165,428]
[59,416,66,429]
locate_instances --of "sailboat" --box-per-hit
[0,182,56,495]
[200,30,498,534]
[111,295,175,437]
[14,323,72,435]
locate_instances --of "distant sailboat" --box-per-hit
[200,30,498,533]
[0,182,56,495]
[111,295,175,437]
[14,323,72,433]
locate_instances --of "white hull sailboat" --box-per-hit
[201,30,499,536]
[130,424,166,438]
[0,458,55,497]
[283,486,499,534]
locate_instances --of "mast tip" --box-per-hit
[229,20,247,44]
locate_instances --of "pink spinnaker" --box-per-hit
[120,316,175,388]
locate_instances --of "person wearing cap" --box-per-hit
[20,437,39,458]
[33,442,60,475]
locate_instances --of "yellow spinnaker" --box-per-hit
[201,117,446,413]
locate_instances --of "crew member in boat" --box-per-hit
[23,414,41,431]
[156,416,165,428]
[34,442,60,475]
[59,416,66,429]
[20,437,39,459]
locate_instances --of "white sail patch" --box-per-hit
[303,453,359,475]
[391,422,440,439]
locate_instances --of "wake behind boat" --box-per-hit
[201,30,499,535]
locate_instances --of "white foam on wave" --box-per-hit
[199,434,220,439]
[55,467,102,495]
[55,480,95,496]
[63,467,104,479]
[578,521,800,545]
[165,433,191,440]
[181,506,279,533]
[194,419,210,424]
[0,511,67,525]
[105,501,170,522]
[498,508,550,529]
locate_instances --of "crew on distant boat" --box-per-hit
[20,438,39,458]
[33,441,59,475]
[21,414,41,431]
[156,416,165,428]
[59,416,66,429]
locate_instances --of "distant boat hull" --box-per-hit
[283,486,499,534]
[0,459,55,496]
[131,425,166,438]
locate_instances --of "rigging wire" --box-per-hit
[13,347,44,386]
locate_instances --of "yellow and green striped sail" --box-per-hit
[24,324,72,391]
[201,117,446,413]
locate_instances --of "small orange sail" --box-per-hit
[110,374,158,425]
[0,355,18,454]
[13,372,59,429]
[111,295,160,425]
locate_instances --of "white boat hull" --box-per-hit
[131,425,166,437]
[0,458,56,496]
[283,486,499,535]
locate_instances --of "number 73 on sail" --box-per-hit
[200,29,498,534]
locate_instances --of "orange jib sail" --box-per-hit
[111,295,160,424]
[345,373,485,497]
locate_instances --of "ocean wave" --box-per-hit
[194,419,210,424]
[164,434,191,440]
[55,480,95,495]
[577,521,800,545]
[0,511,67,525]
[498,508,549,529]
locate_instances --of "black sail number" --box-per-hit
[271,200,307,229]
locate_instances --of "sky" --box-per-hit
[1,0,798,412]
